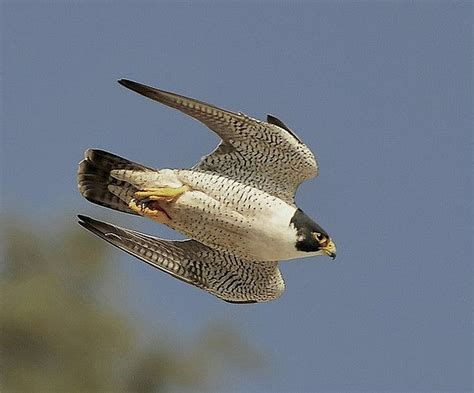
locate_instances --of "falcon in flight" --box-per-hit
[77,79,336,303]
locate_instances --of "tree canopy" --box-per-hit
[1,216,264,392]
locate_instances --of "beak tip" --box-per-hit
[322,250,337,260]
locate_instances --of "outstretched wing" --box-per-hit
[118,79,318,205]
[78,215,284,303]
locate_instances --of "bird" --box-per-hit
[77,79,336,303]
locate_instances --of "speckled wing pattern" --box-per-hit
[118,80,318,205]
[78,215,285,303]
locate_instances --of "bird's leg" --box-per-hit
[128,186,189,224]
[134,186,190,201]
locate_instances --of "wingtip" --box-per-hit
[117,78,143,90]
[77,215,112,238]
[77,214,95,228]
[77,215,89,231]
[77,214,104,227]
[117,79,156,97]
[117,78,134,88]
[77,214,88,222]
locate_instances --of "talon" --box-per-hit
[128,185,189,224]
[129,198,171,224]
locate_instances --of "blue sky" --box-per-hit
[2,2,472,392]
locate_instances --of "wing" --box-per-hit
[118,79,318,205]
[78,215,284,303]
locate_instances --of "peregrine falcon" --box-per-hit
[77,79,336,303]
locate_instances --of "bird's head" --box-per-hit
[312,231,337,259]
[291,209,337,260]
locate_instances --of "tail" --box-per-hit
[77,149,153,215]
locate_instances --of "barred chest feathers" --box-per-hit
[145,169,306,261]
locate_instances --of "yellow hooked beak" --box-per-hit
[322,239,337,260]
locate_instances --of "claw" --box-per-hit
[129,199,171,224]
[128,186,189,224]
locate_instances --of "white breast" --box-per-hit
[147,169,305,261]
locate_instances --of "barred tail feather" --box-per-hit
[77,149,152,215]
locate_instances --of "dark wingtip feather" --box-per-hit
[117,79,149,94]
[77,214,100,231]
[77,215,118,241]
[117,78,134,87]
[266,114,301,143]
[77,214,98,235]
[224,299,258,304]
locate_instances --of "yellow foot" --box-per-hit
[129,199,171,224]
[128,185,189,224]
[134,185,189,202]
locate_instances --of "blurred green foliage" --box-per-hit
[0,217,264,392]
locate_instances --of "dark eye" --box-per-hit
[314,232,324,241]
